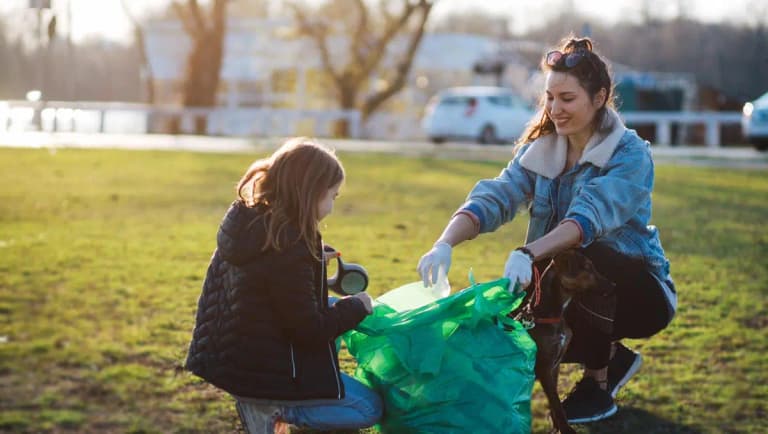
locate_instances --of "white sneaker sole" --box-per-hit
[567,403,618,424]
[611,353,643,398]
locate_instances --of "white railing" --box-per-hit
[0,100,744,146]
[0,100,362,139]
[364,111,745,146]
[622,111,743,148]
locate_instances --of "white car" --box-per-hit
[742,91,768,151]
[422,86,533,144]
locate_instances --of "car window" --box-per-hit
[488,96,513,107]
[511,94,533,109]
[439,96,476,106]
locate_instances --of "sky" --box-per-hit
[0,0,759,45]
[436,0,760,31]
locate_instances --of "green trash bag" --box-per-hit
[342,277,536,434]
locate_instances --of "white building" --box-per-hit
[143,18,524,138]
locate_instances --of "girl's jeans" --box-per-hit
[235,373,382,430]
[280,372,382,429]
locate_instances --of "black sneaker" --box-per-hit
[607,342,643,398]
[563,377,618,424]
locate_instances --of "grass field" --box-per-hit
[0,147,766,433]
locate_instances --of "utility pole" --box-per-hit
[67,0,75,101]
[29,0,52,130]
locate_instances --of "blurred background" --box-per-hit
[1,0,767,147]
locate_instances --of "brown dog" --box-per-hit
[517,250,616,434]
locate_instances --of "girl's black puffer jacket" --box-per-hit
[185,201,368,400]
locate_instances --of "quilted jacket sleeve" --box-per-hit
[265,242,368,348]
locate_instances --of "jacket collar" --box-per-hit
[519,108,627,179]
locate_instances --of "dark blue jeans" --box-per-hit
[280,372,383,429]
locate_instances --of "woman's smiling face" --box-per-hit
[545,71,605,144]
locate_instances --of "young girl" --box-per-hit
[185,138,382,432]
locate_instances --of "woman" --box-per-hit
[417,37,676,424]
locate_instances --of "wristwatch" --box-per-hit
[515,246,535,262]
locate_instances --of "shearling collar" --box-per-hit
[519,108,627,179]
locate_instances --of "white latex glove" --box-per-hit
[417,242,452,287]
[503,249,533,293]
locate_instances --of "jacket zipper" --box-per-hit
[328,344,342,399]
[321,251,342,399]
[289,343,296,379]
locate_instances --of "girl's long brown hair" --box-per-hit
[236,137,344,258]
[517,36,615,149]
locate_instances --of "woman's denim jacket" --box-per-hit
[460,109,676,313]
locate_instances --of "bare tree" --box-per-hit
[592,18,767,101]
[290,0,435,137]
[228,0,271,18]
[745,0,768,30]
[120,0,154,103]
[171,0,228,134]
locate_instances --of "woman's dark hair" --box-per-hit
[517,36,614,146]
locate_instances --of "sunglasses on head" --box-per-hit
[545,39,594,68]
[546,48,589,68]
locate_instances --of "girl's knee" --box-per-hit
[355,389,383,427]
[341,374,383,427]
[369,395,384,424]
[359,406,383,427]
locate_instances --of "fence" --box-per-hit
[622,111,743,147]
[0,100,361,139]
[0,100,744,147]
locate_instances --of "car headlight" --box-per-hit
[743,102,754,117]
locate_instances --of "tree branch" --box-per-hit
[378,0,395,24]
[120,0,154,103]
[212,0,226,35]
[363,1,433,118]
[350,0,369,66]
[358,1,418,78]
[172,1,198,37]
[289,2,342,85]
[187,0,208,35]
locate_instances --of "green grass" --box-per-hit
[0,147,766,433]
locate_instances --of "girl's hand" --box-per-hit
[351,292,374,314]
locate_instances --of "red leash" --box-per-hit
[531,263,561,325]
[531,266,543,307]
